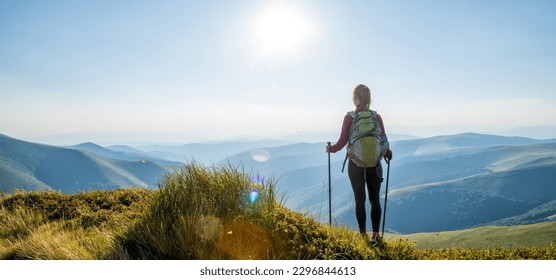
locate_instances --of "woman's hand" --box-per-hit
[384,149,393,161]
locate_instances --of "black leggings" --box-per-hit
[347,160,383,234]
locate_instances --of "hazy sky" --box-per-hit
[1,0,555,144]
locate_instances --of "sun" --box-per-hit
[252,5,313,56]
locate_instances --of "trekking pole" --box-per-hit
[327,142,332,226]
[381,157,391,238]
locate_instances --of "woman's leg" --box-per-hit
[348,160,367,234]
[366,164,383,234]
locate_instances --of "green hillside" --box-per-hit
[0,134,171,193]
[1,163,555,260]
[398,221,556,249]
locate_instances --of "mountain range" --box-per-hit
[223,133,556,233]
[0,134,180,193]
[1,132,555,234]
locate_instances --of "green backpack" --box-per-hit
[345,110,389,169]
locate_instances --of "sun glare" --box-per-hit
[252,5,313,57]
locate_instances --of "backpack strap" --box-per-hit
[341,153,349,173]
[347,111,358,145]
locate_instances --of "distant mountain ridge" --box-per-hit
[0,134,174,193]
[68,142,182,167]
[130,140,296,163]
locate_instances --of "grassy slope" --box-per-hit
[397,221,556,249]
[1,164,555,260]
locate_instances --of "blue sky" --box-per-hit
[1,0,555,144]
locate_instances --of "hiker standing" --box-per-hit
[326,84,393,245]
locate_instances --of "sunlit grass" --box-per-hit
[0,188,152,260]
[399,222,556,250]
[3,222,113,260]
[1,162,555,260]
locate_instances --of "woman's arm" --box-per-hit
[328,113,352,153]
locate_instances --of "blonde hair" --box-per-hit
[352,84,371,111]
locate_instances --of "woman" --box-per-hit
[326,84,392,245]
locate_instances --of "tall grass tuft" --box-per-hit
[114,162,404,260]
[115,162,276,259]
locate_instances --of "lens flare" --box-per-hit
[195,215,222,241]
[238,175,267,212]
[250,149,270,162]
[248,190,259,204]
[250,175,266,185]
[218,221,271,259]
[238,188,265,213]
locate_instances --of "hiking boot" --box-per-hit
[370,233,382,246]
